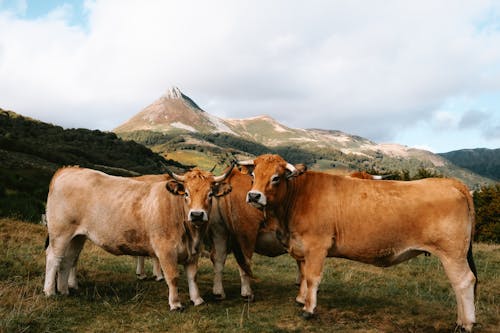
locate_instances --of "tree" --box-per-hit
[473,184,500,242]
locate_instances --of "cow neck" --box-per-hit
[263,175,301,250]
[181,215,206,263]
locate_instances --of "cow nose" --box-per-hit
[248,192,261,202]
[190,211,204,220]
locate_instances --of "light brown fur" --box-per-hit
[244,154,477,332]
[44,167,231,310]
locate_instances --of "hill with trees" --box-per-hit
[0,109,183,222]
[439,148,500,181]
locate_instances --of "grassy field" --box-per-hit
[0,218,498,333]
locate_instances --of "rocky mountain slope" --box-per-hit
[115,87,495,188]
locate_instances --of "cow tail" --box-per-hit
[455,180,478,297]
[467,242,478,297]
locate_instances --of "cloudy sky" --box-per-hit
[1,0,500,153]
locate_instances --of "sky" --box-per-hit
[1,0,499,153]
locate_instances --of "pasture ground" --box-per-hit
[0,218,498,333]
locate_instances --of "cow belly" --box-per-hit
[86,232,152,257]
[254,232,287,257]
[101,243,150,256]
[331,246,424,267]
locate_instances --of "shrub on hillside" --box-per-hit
[473,184,500,243]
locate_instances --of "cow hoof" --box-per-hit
[192,298,205,306]
[295,299,305,306]
[155,276,164,282]
[43,290,56,297]
[213,294,226,301]
[170,305,185,312]
[454,324,472,333]
[300,311,314,320]
[136,274,147,280]
[241,294,255,302]
[295,296,305,305]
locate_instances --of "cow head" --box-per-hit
[238,154,304,209]
[165,165,234,226]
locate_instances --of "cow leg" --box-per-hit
[136,257,147,280]
[157,251,183,311]
[238,265,254,301]
[152,256,164,281]
[301,248,327,317]
[57,235,85,294]
[44,245,63,296]
[296,260,307,305]
[66,235,85,290]
[440,256,476,332]
[68,266,78,290]
[210,224,229,300]
[185,258,204,306]
[295,259,303,286]
[44,230,76,296]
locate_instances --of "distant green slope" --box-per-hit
[0,109,183,222]
[439,148,500,181]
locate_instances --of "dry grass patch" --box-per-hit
[1,218,499,332]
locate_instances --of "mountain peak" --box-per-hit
[163,86,183,99]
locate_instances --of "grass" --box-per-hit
[0,218,499,333]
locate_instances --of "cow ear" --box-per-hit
[166,180,185,196]
[294,163,307,175]
[238,165,254,175]
[213,182,232,197]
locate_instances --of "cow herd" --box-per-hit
[43,154,478,332]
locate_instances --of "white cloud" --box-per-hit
[0,0,500,151]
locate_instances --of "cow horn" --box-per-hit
[237,159,255,166]
[164,167,186,182]
[285,163,298,178]
[286,163,297,173]
[213,162,235,182]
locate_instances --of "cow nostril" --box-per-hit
[249,192,261,201]
[190,211,204,220]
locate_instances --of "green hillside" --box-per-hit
[118,129,494,189]
[439,148,500,181]
[0,109,183,222]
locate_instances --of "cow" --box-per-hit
[133,166,307,301]
[208,167,288,301]
[238,154,477,332]
[43,165,233,311]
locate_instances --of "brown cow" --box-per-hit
[208,167,289,300]
[44,165,233,310]
[239,154,477,332]
[132,168,298,301]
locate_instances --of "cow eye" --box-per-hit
[271,175,280,184]
[184,190,190,198]
[208,191,214,198]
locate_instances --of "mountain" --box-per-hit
[439,148,500,181]
[0,108,183,222]
[115,87,236,134]
[115,87,495,188]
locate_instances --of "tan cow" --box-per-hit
[239,154,477,332]
[132,168,296,301]
[44,165,233,310]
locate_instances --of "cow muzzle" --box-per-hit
[188,210,208,227]
[246,190,267,209]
